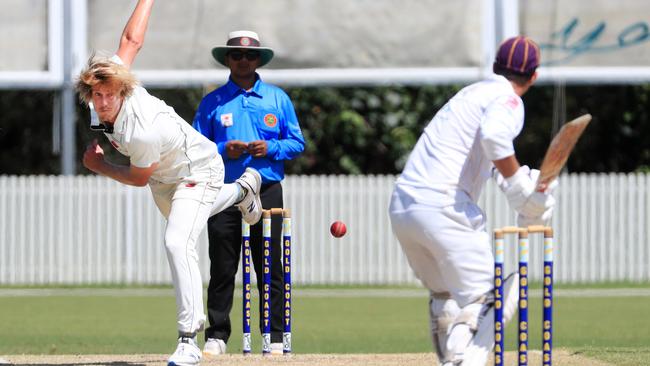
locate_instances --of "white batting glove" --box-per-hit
[504,166,555,218]
[528,167,561,194]
[492,165,531,193]
[517,205,554,227]
[516,171,559,227]
[542,177,560,194]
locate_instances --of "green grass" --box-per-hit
[573,346,650,366]
[1,280,648,289]
[0,294,431,355]
[0,288,649,365]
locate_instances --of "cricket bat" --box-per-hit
[536,113,592,191]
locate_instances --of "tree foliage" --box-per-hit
[287,86,460,174]
[0,91,59,175]
[522,85,650,173]
[1,84,650,175]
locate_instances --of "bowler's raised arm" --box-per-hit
[116,0,154,68]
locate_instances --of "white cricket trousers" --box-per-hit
[388,186,493,307]
[150,179,240,334]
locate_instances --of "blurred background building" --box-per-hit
[2,0,650,173]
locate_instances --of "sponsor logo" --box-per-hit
[263,113,278,127]
[505,96,519,109]
[185,182,197,188]
[241,37,251,46]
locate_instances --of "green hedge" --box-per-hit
[1,84,650,175]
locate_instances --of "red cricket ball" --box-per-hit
[330,220,347,238]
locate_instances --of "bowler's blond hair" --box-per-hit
[75,54,139,104]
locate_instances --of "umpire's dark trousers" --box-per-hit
[205,182,284,344]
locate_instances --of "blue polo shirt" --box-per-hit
[193,75,305,184]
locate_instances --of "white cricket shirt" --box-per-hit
[98,57,222,185]
[104,86,222,185]
[396,74,525,204]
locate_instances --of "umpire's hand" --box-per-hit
[226,140,249,159]
[247,140,268,158]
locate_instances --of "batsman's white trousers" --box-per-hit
[389,185,493,307]
[150,178,240,334]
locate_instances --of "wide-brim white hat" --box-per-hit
[211,30,274,67]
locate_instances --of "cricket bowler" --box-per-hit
[76,1,262,364]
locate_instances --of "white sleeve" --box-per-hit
[479,95,524,161]
[110,54,124,65]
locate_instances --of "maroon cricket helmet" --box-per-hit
[493,36,540,76]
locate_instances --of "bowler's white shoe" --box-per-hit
[203,338,227,357]
[168,337,201,366]
[270,342,284,355]
[235,167,262,225]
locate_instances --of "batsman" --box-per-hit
[76,1,263,365]
[389,36,557,365]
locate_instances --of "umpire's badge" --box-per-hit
[221,113,233,127]
[263,113,278,128]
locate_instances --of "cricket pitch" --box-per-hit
[1,350,611,365]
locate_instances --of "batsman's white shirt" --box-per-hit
[396,74,524,204]
[390,75,524,306]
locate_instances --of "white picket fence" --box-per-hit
[0,174,648,285]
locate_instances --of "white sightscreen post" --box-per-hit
[49,0,64,156]
[71,0,88,76]
[60,0,84,175]
[482,0,497,78]
[484,0,520,78]
[490,0,520,69]
[496,0,519,40]
[48,0,64,81]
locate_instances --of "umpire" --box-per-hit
[192,30,305,356]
